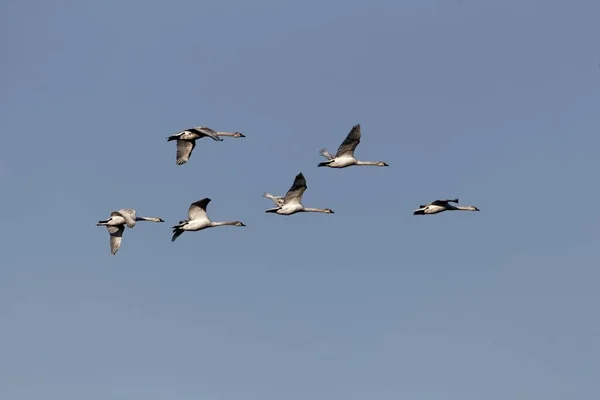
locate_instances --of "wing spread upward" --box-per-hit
[116,209,136,228]
[190,127,221,141]
[283,173,307,205]
[176,140,196,165]
[188,198,211,220]
[335,124,361,157]
[106,225,124,255]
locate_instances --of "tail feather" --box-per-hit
[167,135,178,142]
[97,220,108,226]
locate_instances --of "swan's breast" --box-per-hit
[185,219,211,230]
[331,156,356,168]
[278,204,303,215]
[425,205,445,214]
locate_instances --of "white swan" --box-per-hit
[171,198,246,242]
[318,124,389,168]
[265,173,335,215]
[167,126,246,165]
[96,209,164,255]
[413,198,480,215]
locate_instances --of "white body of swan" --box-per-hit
[413,199,480,215]
[264,173,334,216]
[96,209,164,255]
[167,126,246,165]
[171,198,246,242]
[318,124,389,168]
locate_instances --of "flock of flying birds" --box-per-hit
[97,123,480,255]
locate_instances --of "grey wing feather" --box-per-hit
[335,124,361,157]
[176,140,196,165]
[116,209,136,228]
[430,199,458,207]
[283,173,307,205]
[319,148,334,160]
[107,225,124,255]
[190,127,223,141]
[188,198,211,220]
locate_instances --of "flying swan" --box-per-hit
[96,209,164,255]
[413,199,480,215]
[318,124,389,168]
[171,198,246,242]
[167,126,246,165]
[264,173,334,215]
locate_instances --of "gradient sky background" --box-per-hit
[1,1,599,399]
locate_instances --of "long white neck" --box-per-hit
[453,206,477,211]
[355,160,384,166]
[216,131,238,137]
[302,207,330,213]
[136,216,163,222]
[210,220,238,227]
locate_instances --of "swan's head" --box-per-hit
[470,206,480,211]
[234,221,246,226]
[378,162,389,167]
[324,209,335,214]
[233,132,246,138]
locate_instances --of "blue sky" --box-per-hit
[1,0,599,399]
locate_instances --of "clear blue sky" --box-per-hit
[1,1,599,399]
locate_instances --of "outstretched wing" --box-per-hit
[430,199,459,207]
[263,192,285,206]
[335,124,361,157]
[106,225,124,255]
[176,140,196,165]
[283,173,307,205]
[319,148,334,160]
[190,127,222,141]
[116,209,136,228]
[188,198,211,220]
